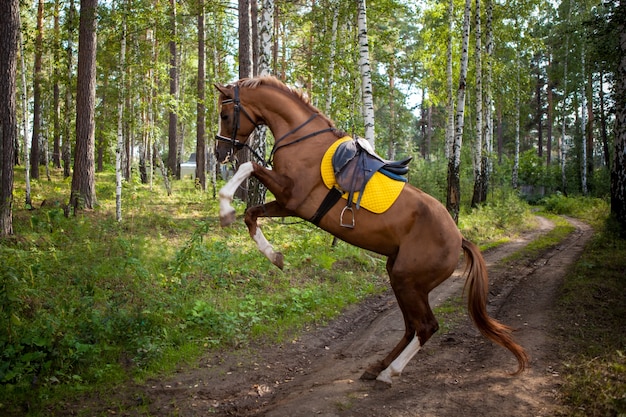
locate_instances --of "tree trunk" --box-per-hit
[325,3,339,116]
[547,55,554,167]
[53,0,62,169]
[69,0,98,213]
[63,0,76,179]
[18,15,32,208]
[560,0,572,195]
[0,0,19,237]
[536,61,543,158]
[580,53,588,195]
[444,0,455,160]
[31,0,44,180]
[480,0,493,204]
[168,0,179,179]
[235,0,254,203]
[116,0,127,222]
[610,2,626,236]
[357,0,375,148]
[471,0,483,208]
[447,0,471,224]
[586,65,594,181]
[196,0,207,191]
[512,34,521,190]
[599,69,610,169]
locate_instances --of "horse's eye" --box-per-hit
[221,114,228,121]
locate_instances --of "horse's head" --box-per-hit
[214,82,261,164]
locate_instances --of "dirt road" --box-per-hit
[68,216,593,416]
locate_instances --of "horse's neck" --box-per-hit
[256,88,333,146]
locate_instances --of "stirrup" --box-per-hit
[340,206,355,228]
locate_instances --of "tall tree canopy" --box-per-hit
[4,0,622,223]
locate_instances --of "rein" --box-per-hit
[217,84,336,168]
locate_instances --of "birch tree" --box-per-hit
[63,0,76,179]
[471,0,483,207]
[481,0,494,203]
[115,0,127,222]
[196,0,207,191]
[18,16,32,208]
[444,0,455,160]
[357,0,375,147]
[167,0,179,179]
[30,0,44,180]
[447,0,471,223]
[560,0,572,194]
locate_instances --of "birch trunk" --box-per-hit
[31,0,44,180]
[196,0,207,191]
[471,0,483,208]
[512,42,520,190]
[559,0,573,195]
[445,0,455,159]
[481,0,493,203]
[357,0,375,148]
[115,0,126,221]
[325,3,339,115]
[18,15,31,207]
[581,51,588,195]
[168,0,179,179]
[63,0,75,179]
[447,0,471,223]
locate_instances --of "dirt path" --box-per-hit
[67,216,593,416]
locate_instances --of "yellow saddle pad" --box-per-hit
[320,136,405,214]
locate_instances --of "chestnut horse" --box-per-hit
[214,76,528,385]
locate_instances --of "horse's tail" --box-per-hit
[461,238,529,374]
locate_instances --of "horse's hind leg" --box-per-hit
[374,290,437,385]
[362,257,439,385]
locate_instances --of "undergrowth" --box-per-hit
[1,168,539,415]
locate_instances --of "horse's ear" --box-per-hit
[214,83,230,97]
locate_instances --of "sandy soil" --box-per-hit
[61,216,593,416]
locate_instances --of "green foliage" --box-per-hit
[540,194,609,228]
[459,190,535,245]
[0,172,391,414]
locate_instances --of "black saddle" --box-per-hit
[331,137,412,212]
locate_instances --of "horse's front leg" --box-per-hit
[218,162,255,227]
[245,201,296,270]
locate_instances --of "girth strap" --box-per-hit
[309,187,343,226]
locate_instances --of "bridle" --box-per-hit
[215,83,337,167]
[215,85,266,164]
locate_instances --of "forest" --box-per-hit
[0,0,625,415]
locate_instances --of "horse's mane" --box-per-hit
[234,76,343,135]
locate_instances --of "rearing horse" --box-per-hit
[214,76,528,385]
